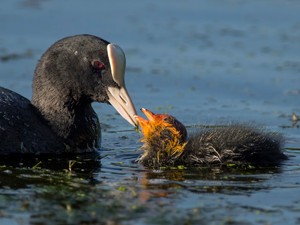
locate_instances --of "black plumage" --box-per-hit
[0,34,137,154]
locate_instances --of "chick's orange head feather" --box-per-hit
[135,108,188,165]
[134,108,187,142]
[134,108,163,137]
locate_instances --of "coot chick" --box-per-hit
[134,108,287,168]
[0,34,137,154]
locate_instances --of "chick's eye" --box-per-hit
[92,60,106,70]
[163,117,171,123]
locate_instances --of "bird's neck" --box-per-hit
[32,89,100,150]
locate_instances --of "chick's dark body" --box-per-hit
[135,109,287,168]
[182,125,286,166]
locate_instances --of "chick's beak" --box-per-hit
[134,108,157,135]
[134,114,149,130]
[140,108,156,122]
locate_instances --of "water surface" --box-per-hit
[1,0,300,224]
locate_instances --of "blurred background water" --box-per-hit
[0,0,300,224]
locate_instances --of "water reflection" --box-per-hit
[0,153,101,189]
[136,166,283,200]
[0,151,284,194]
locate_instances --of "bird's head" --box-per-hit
[134,108,187,167]
[32,34,137,127]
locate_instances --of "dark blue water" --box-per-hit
[1,0,300,224]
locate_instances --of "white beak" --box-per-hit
[107,43,137,127]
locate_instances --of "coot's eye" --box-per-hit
[92,60,106,71]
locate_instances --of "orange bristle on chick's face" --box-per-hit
[134,108,187,167]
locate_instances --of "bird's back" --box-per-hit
[0,87,63,154]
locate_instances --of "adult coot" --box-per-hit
[0,34,137,154]
[134,108,287,168]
